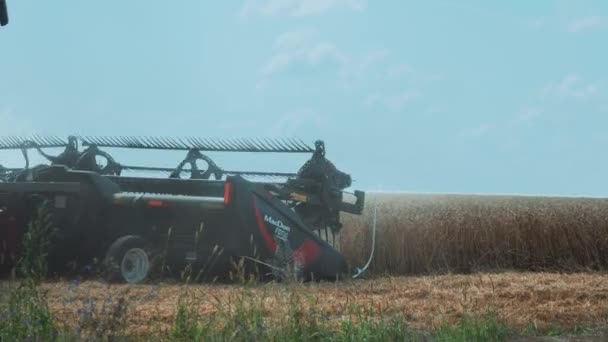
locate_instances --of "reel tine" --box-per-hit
[215,138,231,150]
[210,138,226,150]
[271,138,288,152]
[220,138,234,150]
[56,135,67,145]
[144,136,156,148]
[273,138,288,151]
[288,138,304,151]
[2,137,15,148]
[291,138,307,152]
[293,138,311,151]
[282,138,299,152]
[113,136,124,146]
[173,137,186,149]
[298,138,313,152]
[176,137,189,149]
[37,136,49,145]
[149,136,164,149]
[261,138,274,151]
[227,139,243,150]
[98,136,109,145]
[227,138,242,150]
[0,137,16,149]
[15,136,28,147]
[254,138,270,151]
[238,138,254,151]
[89,136,100,145]
[246,138,262,151]
[164,137,179,149]
[202,138,219,150]
[200,137,213,150]
[110,136,122,146]
[284,138,301,151]
[127,136,142,147]
[87,135,100,146]
[187,137,200,149]
[262,138,275,151]
[139,136,151,148]
[53,136,66,145]
[184,137,197,149]
[40,135,52,146]
[229,138,245,150]
[155,136,169,149]
[137,136,149,148]
[245,138,261,151]
[162,137,175,149]
[159,137,172,149]
[119,136,130,146]
[188,137,201,149]
[139,136,152,148]
[29,135,39,146]
[85,135,94,146]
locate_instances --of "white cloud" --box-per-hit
[365,91,421,112]
[240,0,366,18]
[261,53,291,75]
[274,28,317,50]
[466,123,494,138]
[385,64,413,80]
[509,107,544,127]
[259,28,391,92]
[272,109,329,136]
[567,16,604,33]
[385,91,420,112]
[337,49,390,88]
[261,29,347,77]
[541,74,602,100]
[464,106,544,140]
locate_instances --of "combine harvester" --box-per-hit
[0,136,366,283]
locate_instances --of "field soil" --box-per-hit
[38,272,608,338]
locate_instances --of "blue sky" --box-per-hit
[1,0,607,196]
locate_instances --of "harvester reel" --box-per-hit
[297,140,352,190]
[74,145,122,176]
[170,148,223,180]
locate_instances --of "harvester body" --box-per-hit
[0,136,364,283]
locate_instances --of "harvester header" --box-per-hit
[0,134,366,283]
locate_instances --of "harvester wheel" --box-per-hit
[103,235,151,284]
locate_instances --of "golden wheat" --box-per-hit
[339,192,608,275]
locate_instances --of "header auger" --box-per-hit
[0,135,365,283]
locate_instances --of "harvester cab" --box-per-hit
[0,135,366,283]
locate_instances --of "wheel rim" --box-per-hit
[120,248,149,284]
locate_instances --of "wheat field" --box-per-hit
[339,192,608,275]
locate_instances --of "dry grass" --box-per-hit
[340,193,608,275]
[39,272,608,337]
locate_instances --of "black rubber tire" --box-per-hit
[103,235,151,284]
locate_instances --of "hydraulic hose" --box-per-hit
[352,204,377,279]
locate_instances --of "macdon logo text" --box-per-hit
[264,214,291,241]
